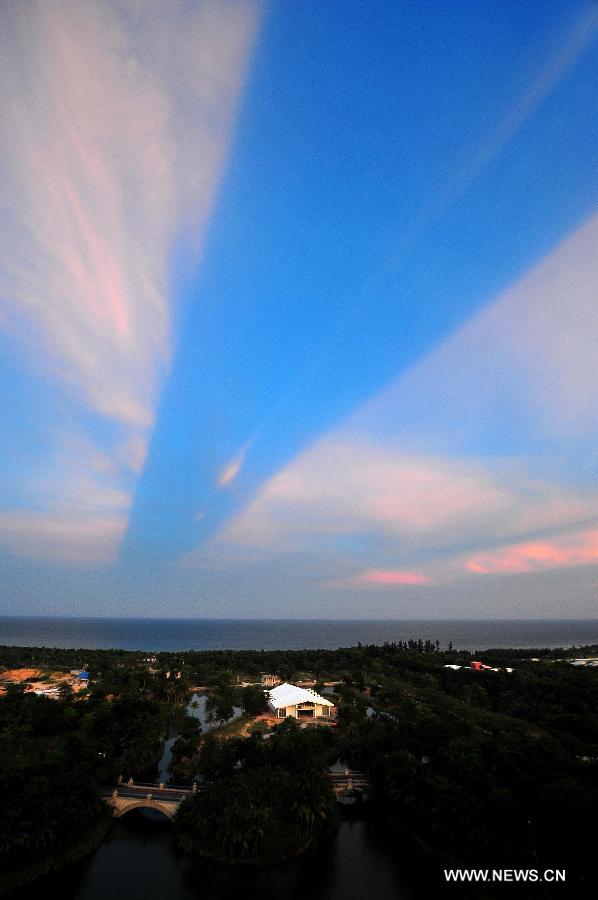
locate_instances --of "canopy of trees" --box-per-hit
[1,639,597,893]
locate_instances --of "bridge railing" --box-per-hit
[107,771,370,801]
[116,778,196,793]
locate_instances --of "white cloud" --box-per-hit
[202,438,597,561]
[186,214,598,589]
[0,0,261,562]
[360,212,598,446]
[1,0,259,425]
[0,453,131,564]
[0,511,126,564]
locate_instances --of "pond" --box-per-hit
[155,692,243,783]
[11,811,417,900]
[186,691,243,732]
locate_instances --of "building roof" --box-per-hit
[267,682,334,709]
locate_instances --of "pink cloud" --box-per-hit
[354,569,430,585]
[187,213,598,607]
[0,2,260,564]
[220,440,517,550]
[368,461,508,530]
[466,529,598,575]
[218,444,251,489]
[215,435,596,562]
[1,2,260,428]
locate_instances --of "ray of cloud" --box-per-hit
[195,438,597,565]
[0,0,260,563]
[399,5,598,252]
[185,213,598,599]
[122,3,598,575]
[350,212,598,460]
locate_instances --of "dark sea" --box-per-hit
[0,617,597,652]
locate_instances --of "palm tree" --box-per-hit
[216,814,249,860]
[288,769,335,844]
[248,804,269,861]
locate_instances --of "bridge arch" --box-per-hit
[112,799,177,821]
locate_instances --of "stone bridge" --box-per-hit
[102,780,197,821]
[102,769,370,819]
[329,770,371,800]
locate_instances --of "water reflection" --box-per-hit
[187,692,242,732]
[8,694,416,900]
[10,813,415,900]
[184,818,416,900]
[151,693,243,784]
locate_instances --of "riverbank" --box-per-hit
[184,815,340,869]
[0,809,114,896]
[5,815,418,900]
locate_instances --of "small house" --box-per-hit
[267,682,335,719]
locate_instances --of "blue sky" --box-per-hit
[1,0,597,618]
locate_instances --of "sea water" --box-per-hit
[0,616,597,651]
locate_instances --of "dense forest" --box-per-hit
[1,640,597,895]
[176,719,338,866]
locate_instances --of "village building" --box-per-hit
[267,682,335,719]
[444,662,514,674]
[260,673,281,687]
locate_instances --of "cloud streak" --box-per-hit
[465,529,598,576]
[1,0,259,426]
[0,441,131,563]
[404,6,598,246]
[0,0,260,562]
[218,443,250,489]
[209,438,596,558]
[340,570,431,587]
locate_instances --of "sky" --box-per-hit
[1,0,597,619]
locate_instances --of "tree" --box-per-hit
[240,685,267,716]
[286,767,337,843]
[58,683,73,703]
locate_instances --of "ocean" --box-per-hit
[0,616,597,652]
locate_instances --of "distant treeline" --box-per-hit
[2,640,596,682]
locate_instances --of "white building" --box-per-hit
[267,682,335,719]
